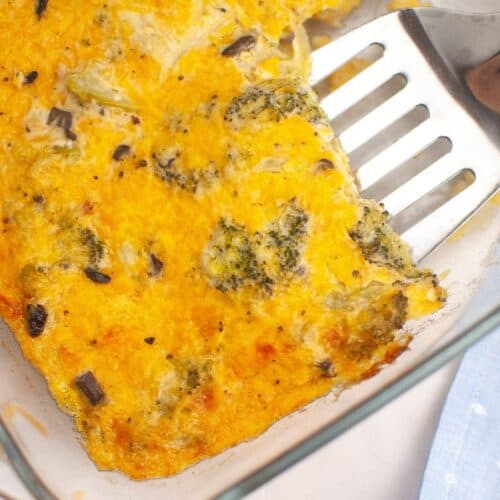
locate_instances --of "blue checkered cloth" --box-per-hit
[419,325,500,500]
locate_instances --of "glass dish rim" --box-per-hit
[1,306,498,500]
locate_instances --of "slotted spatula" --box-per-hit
[311,8,500,261]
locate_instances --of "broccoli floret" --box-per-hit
[157,165,220,194]
[345,289,408,361]
[202,218,273,293]
[224,79,327,129]
[154,150,220,194]
[203,201,309,294]
[348,202,418,277]
[80,228,105,266]
[260,199,308,277]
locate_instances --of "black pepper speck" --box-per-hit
[23,71,38,84]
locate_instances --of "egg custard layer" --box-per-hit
[0,0,445,478]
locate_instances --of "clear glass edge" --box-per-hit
[0,418,56,500]
[1,307,498,500]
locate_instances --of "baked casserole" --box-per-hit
[0,0,445,478]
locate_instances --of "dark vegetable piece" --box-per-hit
[64,128,77,140]
[112,144,131,161]
[317,359,330,370]
[144,337,155,345]
[315,158,335,172]
[26,303,48,337]
[23,71,39,85]
[47,107,77,140]
[222,35,256,57]
[75,371,105,405]
[316,359,335,377]
[84,267,111,284]
[47,107,72,129]
[35,0,48,18]
[149,253,164,277]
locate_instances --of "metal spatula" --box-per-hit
[311,8,500,261]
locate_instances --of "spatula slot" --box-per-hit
[391,168,475,234]
[361,136,453,200]
[350,104,430,170]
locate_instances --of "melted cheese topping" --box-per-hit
[0,0,445,478]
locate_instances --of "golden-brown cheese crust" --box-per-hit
[0,0,445,478]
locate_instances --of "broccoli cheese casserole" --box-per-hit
[0,0,445,479]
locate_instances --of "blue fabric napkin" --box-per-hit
[419,325,500,500]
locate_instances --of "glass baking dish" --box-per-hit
[1,1,499,498]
